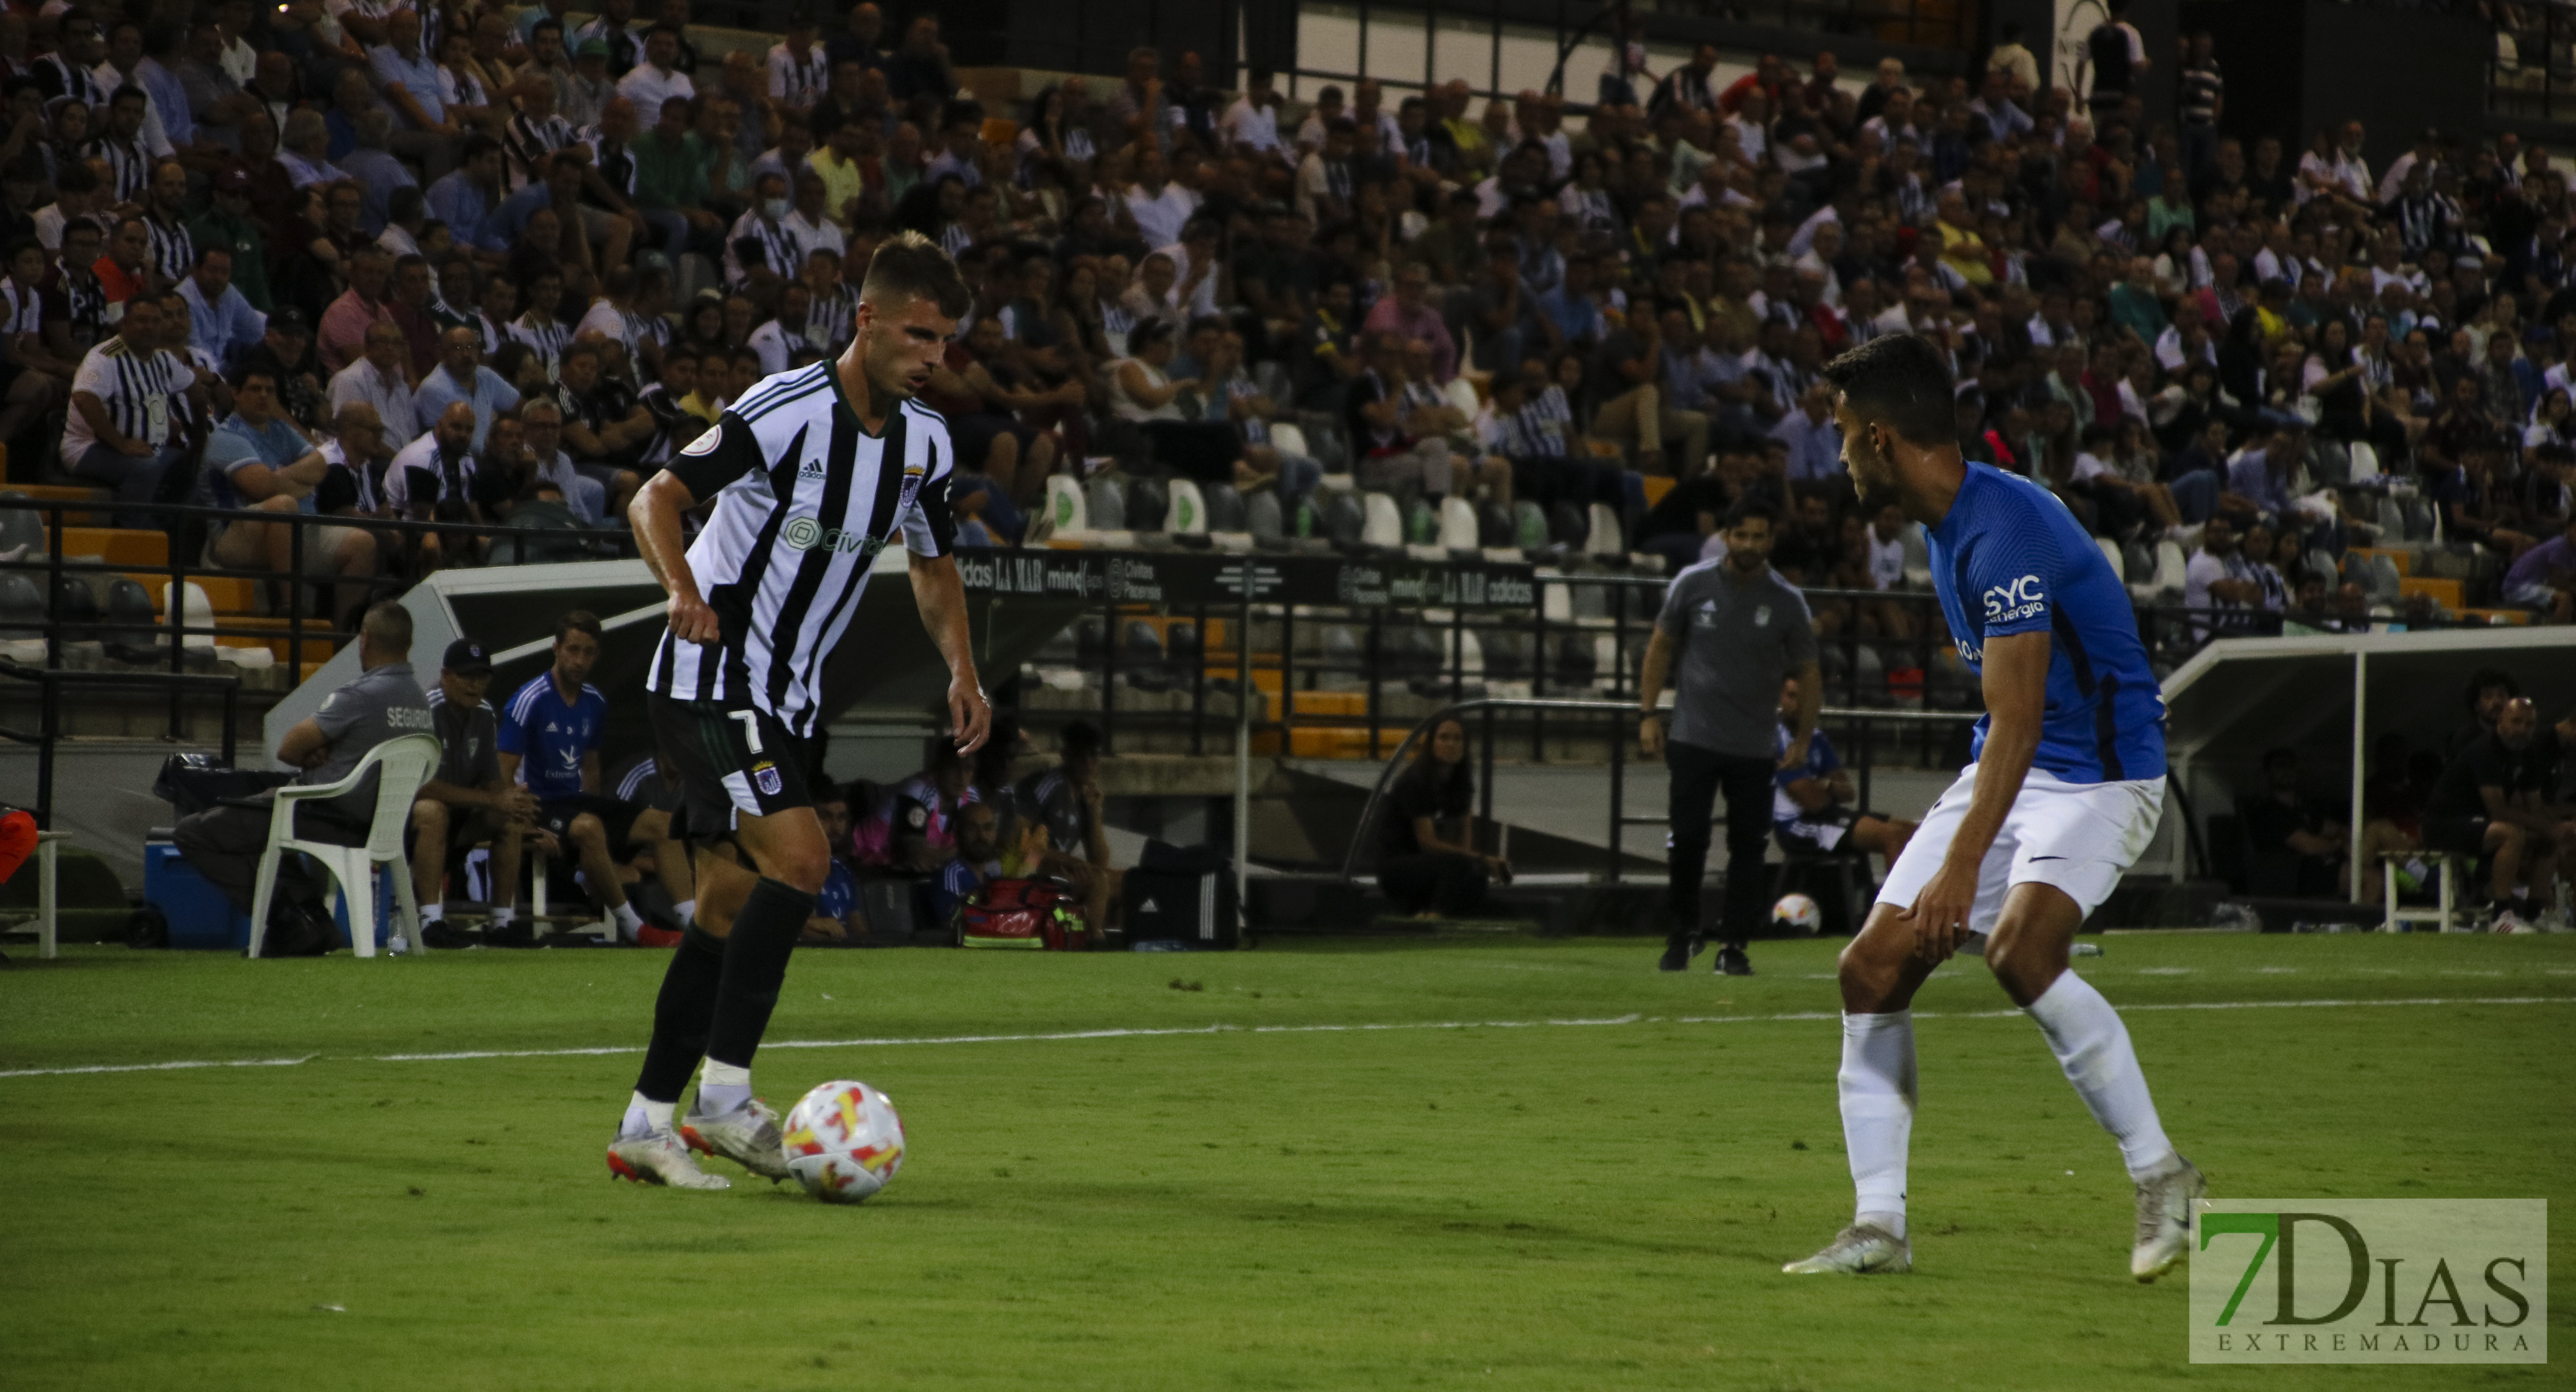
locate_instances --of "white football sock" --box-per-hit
[613,902,644,935]
[1839,1010,1915,1235]
[419,903,444,924]
[489,906,514,927]
[696,1059,752,1116]
[675,899,697,929]
[620,1092,674,1139]
[2026,971,2177,1181]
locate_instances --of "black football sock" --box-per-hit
[632,924,726,1106]
[703,876,814,1072]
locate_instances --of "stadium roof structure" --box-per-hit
[2155,625,2576,897]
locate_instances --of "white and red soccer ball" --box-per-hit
[782,1080,906,1203]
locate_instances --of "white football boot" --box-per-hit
[1782,1223,1911,1275]
[680,1098,792,1181]
[606,1129,732,1190]
[2131,1155,2205,1282]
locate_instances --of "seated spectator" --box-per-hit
[1374,715,1505,918]
[1588,306,1710,476]
[67,293,204,527]
[2240,746,2351,898]
[804,782,867,943]
[1013,722,1122,935]
[854,737,969,873]
[1108,318,1242,485]
[2182,514,2271,641]
[203,364,379,620]
[411,637,541,948]
[178,244,265,369]
[172,604,430,956]
[516,396,608,524]
[551,337,647,517]
[2423,698,2563,932]
[328,319,419,451]
[414,324,521,449]
[1772,675,1915,869]
[746,279,813,376]
[384,400,486,567]
[2502,513,2576,623]
[495,611,653,943]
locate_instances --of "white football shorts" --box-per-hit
[1873,764,2165,934]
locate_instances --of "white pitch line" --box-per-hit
[2,996,2571,1081]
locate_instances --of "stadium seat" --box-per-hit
[1583,502,1624,556]
[1244,489,1285,541]
[1251,360,1292,407]
[1268,421,1307,460]
[1126,477,1170,534]
[2151,540,2188,597]
[1163,479,1207,534]
[1360,493,1403,547]
[1479,627,1528,679]
[2368,554,2403,602]
[1476,500,1513,548]
[1542,579,1573,623]
[1548,501,1587,547]
[1322,492,1366,545]
[1851,643,1889,707]
[0,499,40,562]
[1401,497,1437,546]
[1448,628,1484,678]
[0,572,41,664]
[1436,497,1479,549]
[246,733,440,959]
[1084,476,1127,531]
[1123,621,1170,692]
[2375,496,2403,539]
[2348,441,2381,482]
[1553,633,1598,685]
[1512,501,1549,549]
[1202,482,1246,533]
[1042,474,1087,536]
[2093,536,2124,582]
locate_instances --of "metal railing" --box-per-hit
[2492,2,2576,124]
[0,494,632,828]
[1333,696,1980,885]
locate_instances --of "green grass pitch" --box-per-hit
[2,932,2568,1390]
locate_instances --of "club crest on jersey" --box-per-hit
[752,760,783,796]
[1983,574,2047,623]
[781,514,883,556]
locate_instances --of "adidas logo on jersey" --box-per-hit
[799,458,827,478]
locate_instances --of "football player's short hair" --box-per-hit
[858,230,971,321]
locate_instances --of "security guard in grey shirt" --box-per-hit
[174,603,433,955]
[1638,498,1822,974]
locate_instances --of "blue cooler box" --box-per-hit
[145,839,396,952]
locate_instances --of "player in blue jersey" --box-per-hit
[496,611,653,943]
[1782,334,2203,1282]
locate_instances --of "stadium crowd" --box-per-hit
[10,0,2576,633]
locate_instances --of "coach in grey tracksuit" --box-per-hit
[1637,500,1820,974]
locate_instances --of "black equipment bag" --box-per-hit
[1124,840,1239,949]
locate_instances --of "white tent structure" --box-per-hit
[2157,626,2576,899]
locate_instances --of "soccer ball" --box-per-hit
[781,1080,907,1203]
[1772,893,1823,935]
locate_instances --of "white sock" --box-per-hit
[419,903,443,924]
[489,906,514,927]
[613,902,643,936]
[619,1092,675,1139]
[697,1060,752,1116]
[1839,1011,1915,1236]
[2026,972,2177,1181]
[675,899,697,929]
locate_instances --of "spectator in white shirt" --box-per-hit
[615,24,693,118]
[328,319,420,450]
[1123,147,1198,251]
[1218,68,1285,162]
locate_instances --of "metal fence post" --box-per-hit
[1366,608,1383,758]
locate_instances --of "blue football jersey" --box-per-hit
[496,673,608,801]
[1925,463,2166,782]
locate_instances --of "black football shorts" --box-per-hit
[647,692,814,839]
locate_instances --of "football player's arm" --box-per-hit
[633,413,762,642]
[1900,629,2048,960]
[1780,768,1832,813]
[902,465,991,757]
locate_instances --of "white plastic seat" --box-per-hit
[1436,496,1479,549]
[2347,440,2380,482]
[2152,540,2188,596]
[1583,502,1623,556]
[2094,536,2124,582]
[1443,377,1481,420]
[1360,492,1403,547]
[1267,422,1308,460]
[247,733,442,959]
[1163,478,1207,534]
[1042,474,1087,535]
[1542,580,1574,624]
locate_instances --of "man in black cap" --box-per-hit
[235,305,327,428]
[410,636,541,946]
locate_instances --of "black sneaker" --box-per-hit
[257,900,335,958]
[1656,932,1701,972]
[483,920,536,949]
[1715,944,1753,976]
[420,922,475,949]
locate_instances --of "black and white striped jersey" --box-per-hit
[644,361,958,737]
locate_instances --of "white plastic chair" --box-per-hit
[2094,535,2125,582]
[247,733,442,959]
[1042,473,1087,535]
[1163,478,1208,534]
[2347,440,2381,482]
[1436,496,1480,549]
[1267,422,1308,460]
[1360,492,1404,547]
[1583,502,1624,556]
